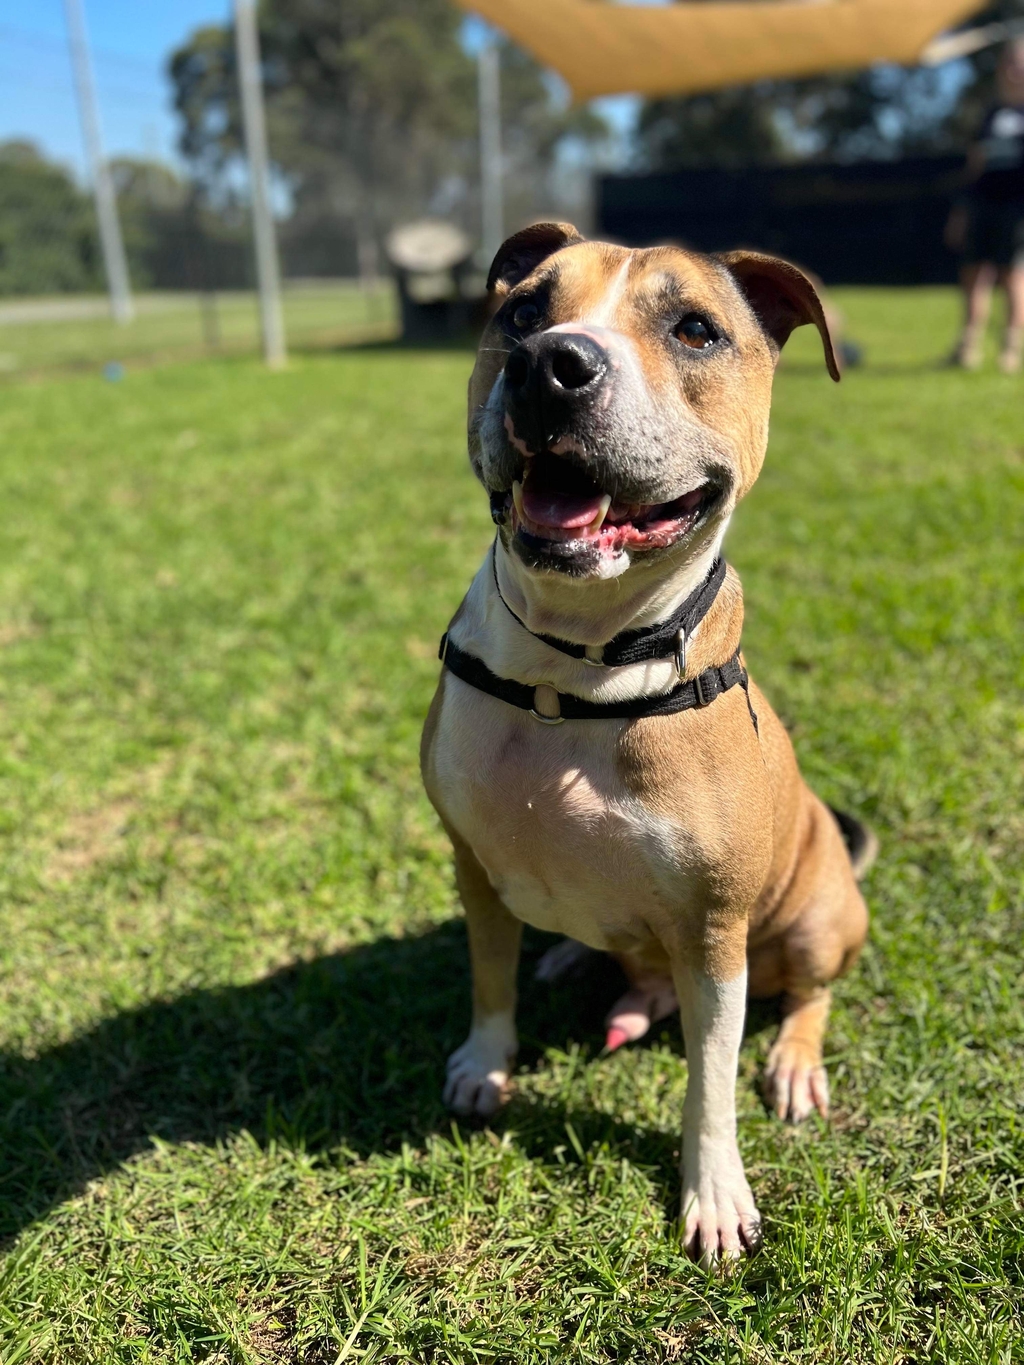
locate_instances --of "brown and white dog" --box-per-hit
[420,223,873,1265]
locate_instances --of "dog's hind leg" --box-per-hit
[443,833,522,1119]
[763,987,833,1122]
[604,948,678,1051]
[757,797,870,1123]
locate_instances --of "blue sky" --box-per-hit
[0,0,227,176]
[0,1,643,182]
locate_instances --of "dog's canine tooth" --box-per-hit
[512,480,524,521]
[590,493,612,530]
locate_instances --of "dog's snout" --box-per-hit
[504,332,608,401]
[548,339,604,390]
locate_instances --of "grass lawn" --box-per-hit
[0,287,1021,1363]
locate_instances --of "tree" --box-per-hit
[0,141,100,296]
[168,1,606,272]
[637,67,978,170]
[111,158,252,291]
[636,0,1024,171]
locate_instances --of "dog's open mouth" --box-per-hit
[497,453,719,556]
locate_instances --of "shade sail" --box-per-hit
[453,0,987,101]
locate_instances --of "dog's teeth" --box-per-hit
[512,480,524,520]
[590,493,612,530]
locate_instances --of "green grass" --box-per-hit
[0,288,1021,1363]
[0,281,397,378]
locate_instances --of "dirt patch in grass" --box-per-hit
[45,799,137,882]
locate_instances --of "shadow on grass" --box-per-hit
[0,921,780,1242]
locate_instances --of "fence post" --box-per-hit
[478,39,504,266]
[64,0,134,325]
[234,0,286,368]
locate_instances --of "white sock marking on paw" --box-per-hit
[677,966,761,1266]
[444,1013,517,1118]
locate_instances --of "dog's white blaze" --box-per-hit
[582,258,631,329]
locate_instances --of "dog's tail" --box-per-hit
[829,806,879,881]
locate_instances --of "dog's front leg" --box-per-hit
[673,944,761,1267]
[444,834,522,1119]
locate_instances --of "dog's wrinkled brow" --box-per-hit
[639,268,684,296]
[515,266,559,297]
[637,273,693,314]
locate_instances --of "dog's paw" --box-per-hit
[681,1153,761,1269]
[763,1040,829,1123]
[443,1024,516,1118]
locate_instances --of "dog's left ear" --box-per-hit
[719,251,840,382]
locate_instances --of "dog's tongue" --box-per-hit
[521,484,605,530]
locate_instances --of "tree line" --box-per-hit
[0,0,1019,296]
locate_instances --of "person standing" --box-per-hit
[947,38,1024,373]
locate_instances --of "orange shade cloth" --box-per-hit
[453,0,986,101]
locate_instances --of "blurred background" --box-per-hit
[1,0,1022,374]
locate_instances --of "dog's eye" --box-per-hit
[675,313,718,349]
[512,301,540,331]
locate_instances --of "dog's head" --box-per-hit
[469,224,837,581]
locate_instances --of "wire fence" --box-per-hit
[0,6,613,377]
[0,280,397,380]
[0,13,442,377]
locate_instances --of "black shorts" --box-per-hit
[964,197,1024,269]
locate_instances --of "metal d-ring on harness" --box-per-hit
[437,545,759,730]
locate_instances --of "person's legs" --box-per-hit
[998,263,1024,373]
[955,263,996,367]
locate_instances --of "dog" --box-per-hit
[420,223,873,1266]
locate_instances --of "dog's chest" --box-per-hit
[431,680,695,951]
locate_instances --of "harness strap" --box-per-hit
[439,633,750,723]
[491,547,727,669]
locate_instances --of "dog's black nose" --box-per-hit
[504,332,608,401]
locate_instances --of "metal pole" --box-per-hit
[64,0,133,324]
[478,40,504,264]
[233,0,286,368]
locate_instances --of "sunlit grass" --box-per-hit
[0,291,1020,1362]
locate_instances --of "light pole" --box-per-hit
[64,0,133,324]
[478,38,504,266]
[234,0,286,368]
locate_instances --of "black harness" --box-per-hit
[438,548,757,727]
[492,551,728,672]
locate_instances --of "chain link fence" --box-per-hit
[0,16,409,378]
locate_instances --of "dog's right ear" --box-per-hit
[486,222,584,296]
[719,250,840,381]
